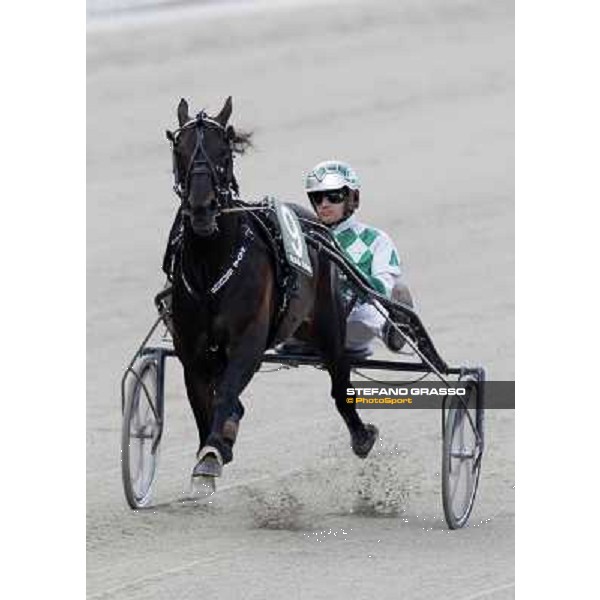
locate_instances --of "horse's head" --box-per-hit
[166,97,252,237]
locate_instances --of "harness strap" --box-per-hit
[208,224,253,295]
[242,204,293,345]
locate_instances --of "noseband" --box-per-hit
[167,113,234,215]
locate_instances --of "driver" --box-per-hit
[304,160,414,354]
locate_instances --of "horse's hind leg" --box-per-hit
[314,268,379,458]
[320,346,379,459]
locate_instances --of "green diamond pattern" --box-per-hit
[357,249,374,275]
[359,228,378,246]
[336,228,358,250]
[333,222,397,297]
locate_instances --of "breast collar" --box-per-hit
[180,222,254,303]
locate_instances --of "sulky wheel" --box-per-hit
[441,374,485,529]
[121,356,163,509]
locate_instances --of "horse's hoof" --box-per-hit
[351,424,379,459]
[190,474,216,497]
[193,445,224,478]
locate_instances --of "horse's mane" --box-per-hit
[230,128,253,156]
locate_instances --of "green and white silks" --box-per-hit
[332,214,402,298]
[331,215,403,351]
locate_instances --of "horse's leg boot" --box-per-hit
[204,432,234,465]
[351,423,379,459]
[193,445,224,478]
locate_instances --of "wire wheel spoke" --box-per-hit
[121,358,162,509]
[450,410,475,515]
[442,376,484,529]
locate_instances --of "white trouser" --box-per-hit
[345,302,387,351]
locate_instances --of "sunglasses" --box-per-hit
[309,190,347,206]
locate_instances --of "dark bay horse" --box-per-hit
[165,97,378,485]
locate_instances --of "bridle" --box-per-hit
[166,112,251,301]
[166,112,236,217]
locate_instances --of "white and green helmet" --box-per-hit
[304,160,361,194]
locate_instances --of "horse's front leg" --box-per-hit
[194,320,269,477]
[183,367,213,456]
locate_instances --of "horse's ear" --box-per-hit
[177,98,189,126]
[215,96,232,126]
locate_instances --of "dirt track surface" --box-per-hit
[87,1,514,597]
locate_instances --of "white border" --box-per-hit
[3,1,85,598]
[517,1,600,596]
[8,0,600,596]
